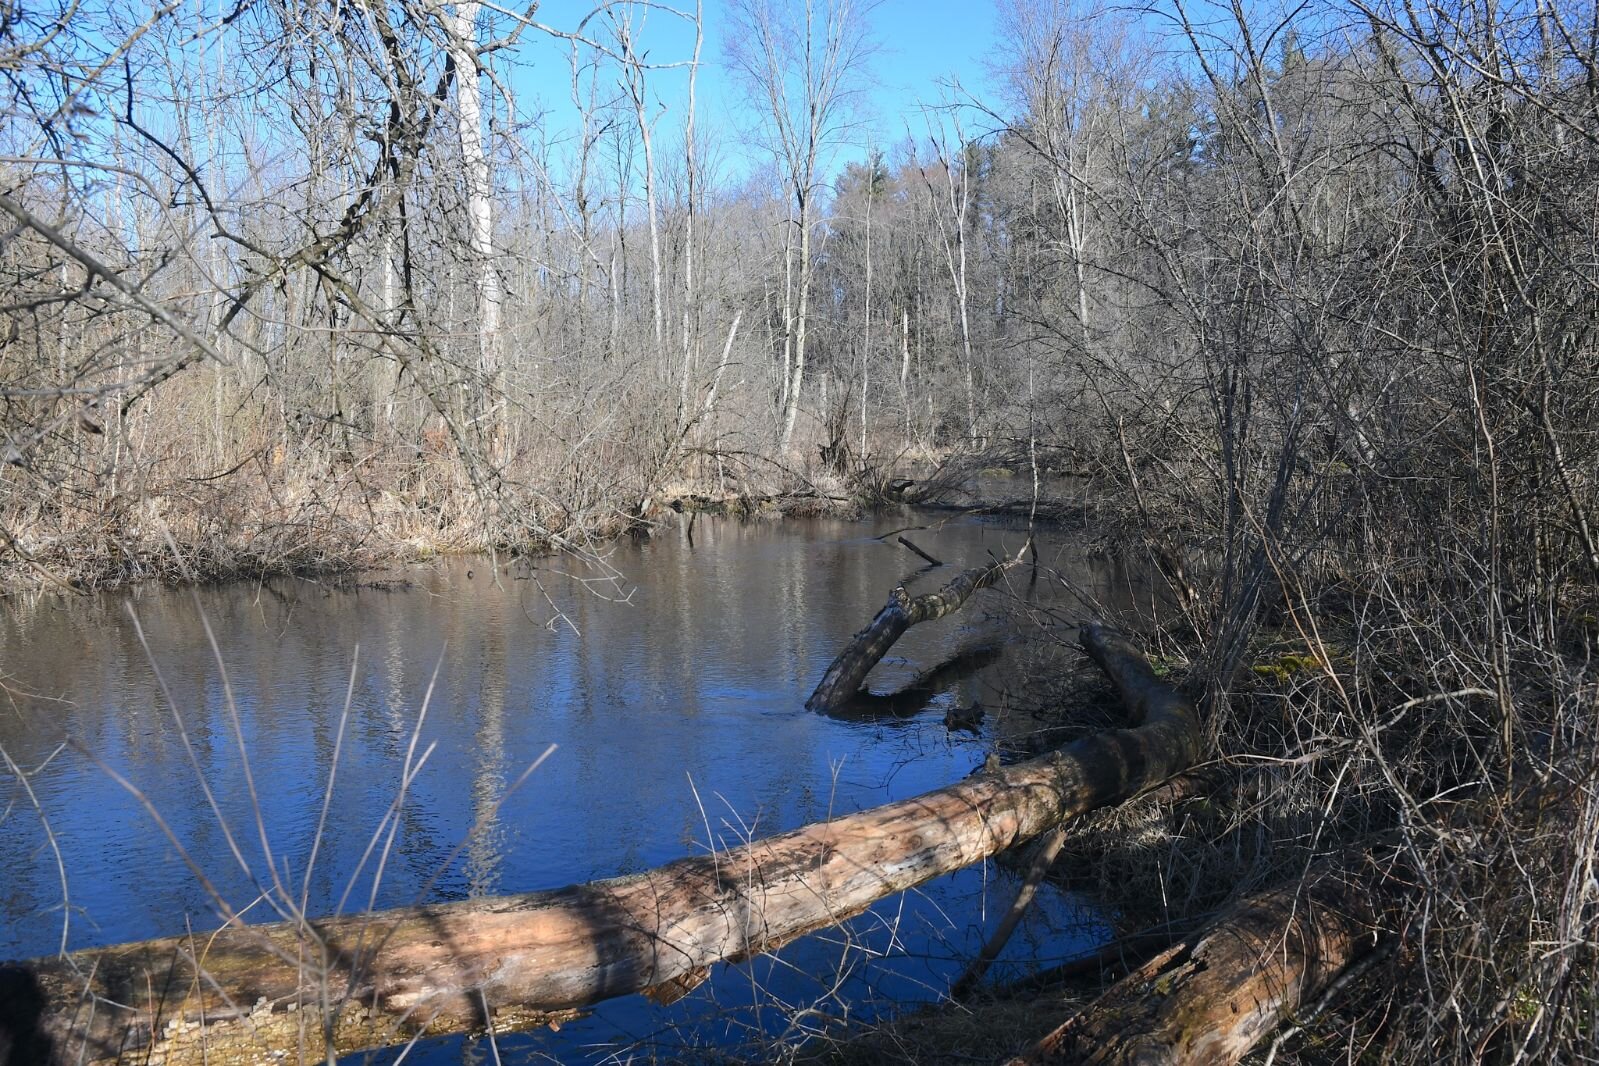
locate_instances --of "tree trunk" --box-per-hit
[618,18,664,365]
[1008,867,1384,1066]
[678,3,704,417]
[0,624,1200,1066]
[449,1,499,381]
[781,191,812,451]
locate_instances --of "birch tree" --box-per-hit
[917,115,980,442]
[448,1,501,385]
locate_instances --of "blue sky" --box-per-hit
[495,0,1007,182]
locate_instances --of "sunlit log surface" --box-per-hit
[0,624,1199,1066]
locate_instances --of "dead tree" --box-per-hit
[1009,867,1386,1066]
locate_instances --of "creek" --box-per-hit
[0,510,1150,1063]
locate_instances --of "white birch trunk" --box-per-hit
[679,2,704,415]
[781,194,811,450]
[450,1,499,381]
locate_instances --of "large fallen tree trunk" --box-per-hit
[806,554,1020,713]
[1008,866,1386,1066]
[0,624,1198,1066]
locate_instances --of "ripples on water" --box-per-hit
[0,512,1148,1062]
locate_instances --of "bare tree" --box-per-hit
[916,111,981,442]
[727,0,875,452]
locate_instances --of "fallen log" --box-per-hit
[1007,867,1385,1066]
[0,623,1200,1066]
[806,553,1021,713]
[996,924,1192,997]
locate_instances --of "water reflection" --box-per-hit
[0,512,1147,1062]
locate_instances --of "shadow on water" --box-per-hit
[825,644,1006,723]
[0,512,1153,1063]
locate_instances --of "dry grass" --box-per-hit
[792,990,1091,1066]
[0,379,876,595]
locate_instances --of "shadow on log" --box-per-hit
[806,553,1021,713]
[1008,866,1385,1066]
[0,624,1201,1066]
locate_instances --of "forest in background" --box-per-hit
[4,0,1598,1061]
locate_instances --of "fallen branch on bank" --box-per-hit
[806,549,1025,713]
[0,624,1201,1066]
[1008,865,1387,1066]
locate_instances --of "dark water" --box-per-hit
[0,511,1144,1063]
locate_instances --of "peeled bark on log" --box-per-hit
[1008,869,1384,1066]
[806,556,1017,713]
[0,624,1199,1066]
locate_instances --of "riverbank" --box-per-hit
[784,586,1599,1064]
[0,445,1094,597]
[0,460,883,596]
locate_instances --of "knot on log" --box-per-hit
[889,585,911,612]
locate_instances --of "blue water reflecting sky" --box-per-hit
[0,512,1129,1062]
